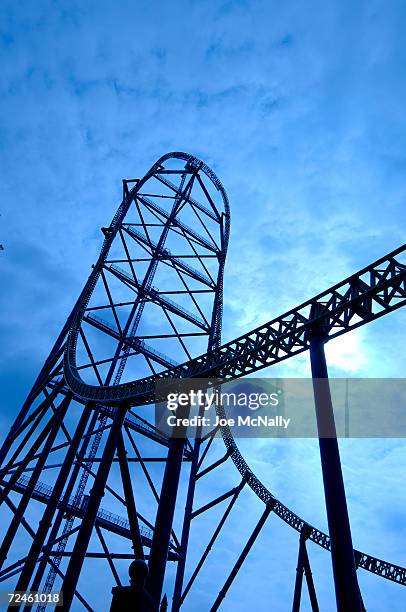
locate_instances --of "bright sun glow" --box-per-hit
[324,332,366,373]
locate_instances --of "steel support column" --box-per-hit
[292,527,319,612]
[292,531,306,612]
[309,322,362,612]
[146,403,190,609]
[61,402,128,610]
[171,401,205,612]
[0,394,72,570]
[180,477,245,607]
[116,432,144,559]
[303,544,319,612]
[28,409,103,596]
[146,435,186,609]
[12,402,93,599]
[210,502,273,611]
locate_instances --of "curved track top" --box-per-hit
[64,152,406,585]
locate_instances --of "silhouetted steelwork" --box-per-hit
[309,323,362,611]
[0,152,405,611]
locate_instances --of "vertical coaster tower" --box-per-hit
[0,153,230,610]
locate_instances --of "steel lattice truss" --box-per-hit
[0,152,404,612]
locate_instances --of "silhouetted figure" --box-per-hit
[110,559,155,611]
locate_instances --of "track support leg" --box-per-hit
[61,402,128,610]
[292,527,319,612]
[210,502,273,611]
[146,435,186,609]
[309,314,362,612]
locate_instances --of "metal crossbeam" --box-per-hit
[102,264,209,330]
[136,194,219,253]
[123,225,214,287]
[83,313,178,369]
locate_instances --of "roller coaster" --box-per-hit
[0,152,404,611]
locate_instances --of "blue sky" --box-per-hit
[0,1,406,610]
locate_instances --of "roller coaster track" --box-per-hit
[60,152,406,588]
[1,151,404,612]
